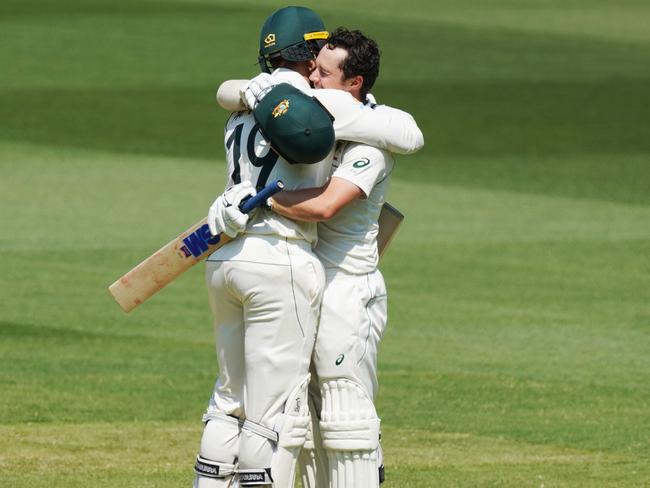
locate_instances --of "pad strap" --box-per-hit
[194,456,236,478]
[203,411,279,443]
[239,468,274,486]
[242,418,279,443]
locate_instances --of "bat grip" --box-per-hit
[239,179,285,214]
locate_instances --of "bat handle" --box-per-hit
[239,179,285,214]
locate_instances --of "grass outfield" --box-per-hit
[1,1,649,487]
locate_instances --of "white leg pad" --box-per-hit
[329,450,378,488]
[320,379,381,488]
[237,375,311,487]
[268,374,311,487]
[298,396,329,488]
[377,441,385,484]
[194,414,240,487]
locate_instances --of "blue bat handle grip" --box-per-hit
[239,180,285,214]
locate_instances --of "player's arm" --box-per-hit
[216,78,424,155]
[314,89,424,155]
[270,177,363,222]
[216,80,248,112]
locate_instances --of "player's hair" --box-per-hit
[327,28,380,101]
[269,56,299,71]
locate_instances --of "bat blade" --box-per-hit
[377,202,404,258]
[108,218,232,313]
[109,180,284,313]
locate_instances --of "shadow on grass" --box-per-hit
[1,79,649,204]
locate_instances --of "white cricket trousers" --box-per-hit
[202,234,324,481]
[314,268,388,396]
[298,268,388,488]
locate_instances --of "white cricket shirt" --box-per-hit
[223,68,419,244]
[315,142,394,274]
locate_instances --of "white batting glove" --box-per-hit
[207,181,257,237]
[240,72,275,110]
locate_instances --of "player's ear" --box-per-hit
[345,75,363,95]
[307,59,317,73]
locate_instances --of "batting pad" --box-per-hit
[320,379,382,488]
[320,379,380,450]
[299,395,329,488]
[236,375,311,487]
[267,374,312,487]
[194,414,240,487]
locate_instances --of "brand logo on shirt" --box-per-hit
[272,99,290,118]
[352,158,370,169]
[335,354,345,365]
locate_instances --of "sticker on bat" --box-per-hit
[180,224,221,258]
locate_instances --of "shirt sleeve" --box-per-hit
[216,80,248,112]
[332,143,393,197]
[313,89,424,155]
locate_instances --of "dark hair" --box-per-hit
[327,28,380,101]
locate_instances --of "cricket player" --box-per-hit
[265,28,398,488]
[195,7,423,488]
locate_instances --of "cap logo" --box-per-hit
[272,99,290,118]
[264,33,276,48]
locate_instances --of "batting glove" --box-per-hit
[207,181,257,237]
[240,73,275,110]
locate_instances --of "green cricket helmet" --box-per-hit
[258,6,330,73]
[254,83,335,165]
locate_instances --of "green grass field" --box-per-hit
[1,0,649,486]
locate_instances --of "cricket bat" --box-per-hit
[108,180,284,313]
[377,202,404,258]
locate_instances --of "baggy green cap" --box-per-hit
[254,83,335,165]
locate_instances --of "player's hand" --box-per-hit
[240,73,274,110]
[208,181,257,237]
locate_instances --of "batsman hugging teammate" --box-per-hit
[194,7,424,488]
